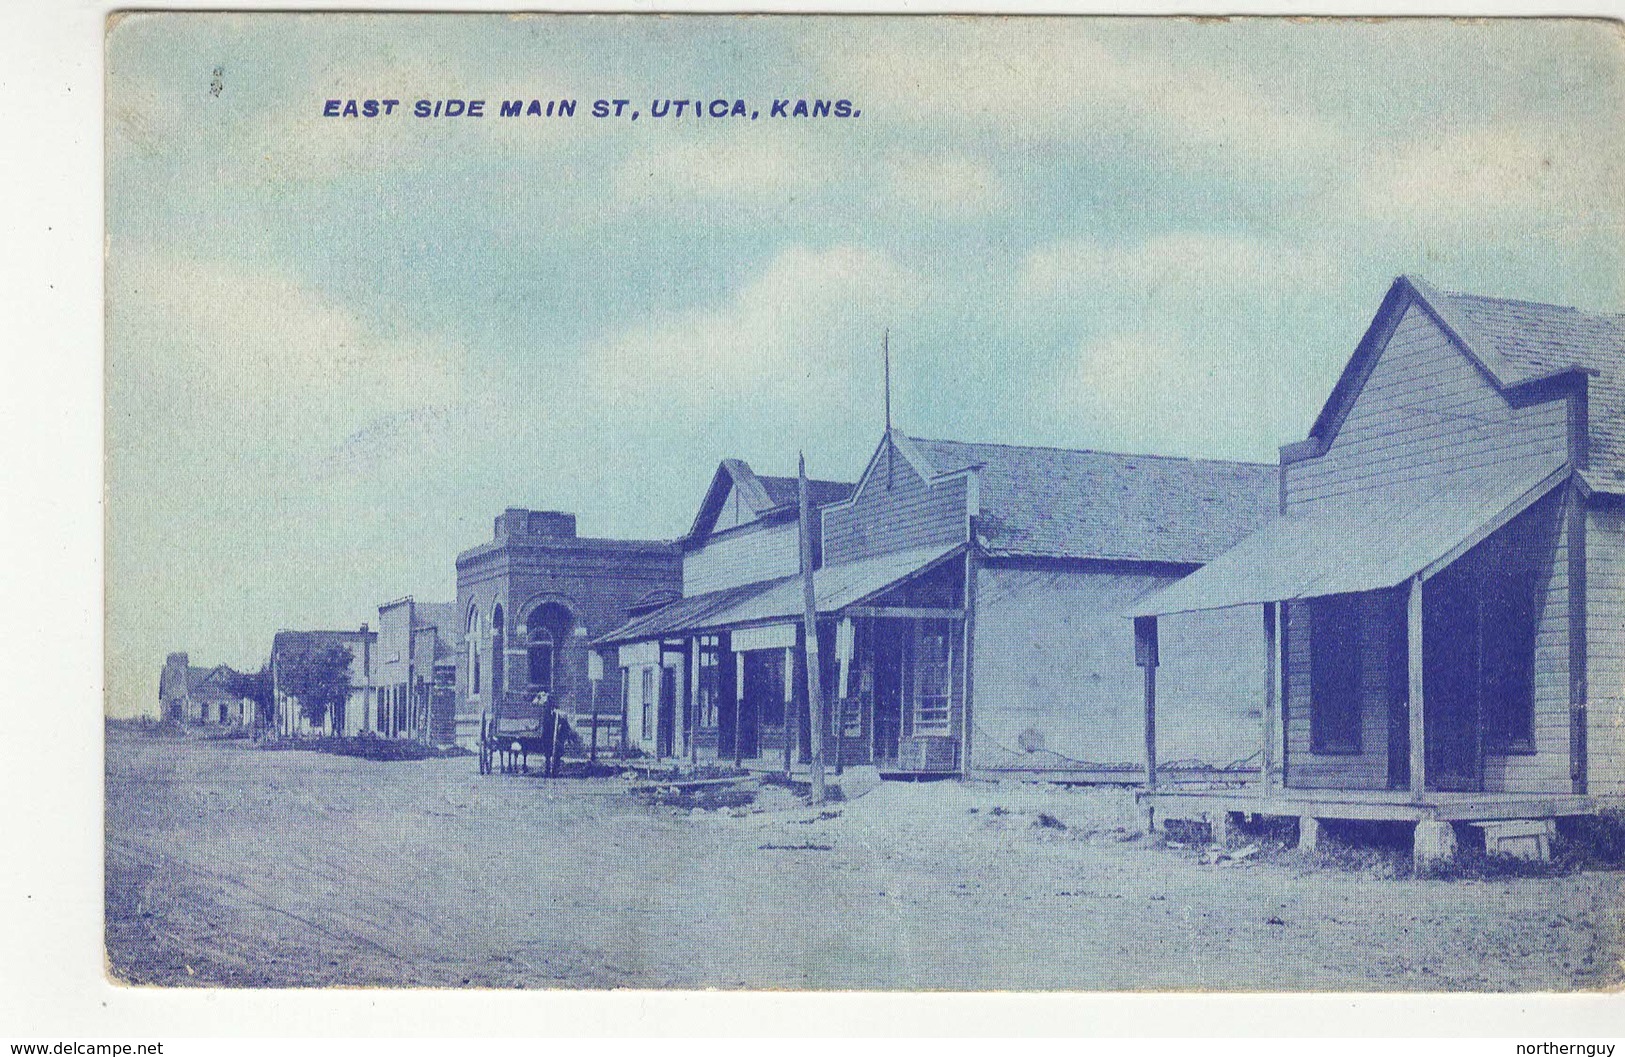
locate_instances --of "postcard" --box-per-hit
[103,11,1625,992]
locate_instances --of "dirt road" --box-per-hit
[105,730,1625,990]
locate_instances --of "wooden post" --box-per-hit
[960,548,977,779]
[784,644,795,777]
[799,454,827,805]
[690,638,701,768]
[734,651,745,767]
[1135,616,1159,790]
[1261,602,1277,790]
[1408,574,1426,796]
[587,676,600,766]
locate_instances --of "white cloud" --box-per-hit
[1349,120,1625,240]
[817,20,1344,167]
[886,152,1006,216]
[578,243,925,422]
[612,135,830,205]
[1017,231,1343,308]
[107,250,464,457]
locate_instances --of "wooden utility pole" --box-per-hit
[799,453,827,805]
[587,662,601,766]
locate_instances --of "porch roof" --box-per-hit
[594,542,965,647]
[1124,454,1571,618]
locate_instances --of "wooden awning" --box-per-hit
[1125,455,1570,618]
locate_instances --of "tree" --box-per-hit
[225,665,274,728]
[279,644,353,730]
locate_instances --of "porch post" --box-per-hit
[1135,616,1159,790]
[784,644,796,776]
[1408,574,1426,796]
[689,637,701,767]
[734,651,745,767]
[1261,602,1277,790]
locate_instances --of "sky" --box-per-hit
[104,13,1625,717]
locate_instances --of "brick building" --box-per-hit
[451,508,681,749]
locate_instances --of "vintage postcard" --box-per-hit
[103,11,1625,992]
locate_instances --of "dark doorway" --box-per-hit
[1423,562,1483,792]
[658,666,677,759]
[739,651,781,759]
[872,622,906,764]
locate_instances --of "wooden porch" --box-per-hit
[1139,784,1614,823]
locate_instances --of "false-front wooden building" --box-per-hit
[598,437,1277,778]
[1128,276,1625,863]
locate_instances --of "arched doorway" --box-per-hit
[525,602,573,696]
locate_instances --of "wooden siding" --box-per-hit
[1280,494,1571,794]
[822,437,968,566]
[1588,506,1625,795]
[1484,490,1571,794]
[710,483,754,533]
[1285,304,1569,512]
[684,519,801,596]
[969,565,1262,773]
[1282,591,1394,790]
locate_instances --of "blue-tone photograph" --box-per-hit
[103,12,1625,991]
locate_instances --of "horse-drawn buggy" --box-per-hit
[477,693,574,776]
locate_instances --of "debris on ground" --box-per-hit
[758,843,833,852]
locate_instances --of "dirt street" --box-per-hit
[105,729,1625,990]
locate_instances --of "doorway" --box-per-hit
[657,666,677,759]
[872,622,906,764]
[1423,561,1483,792]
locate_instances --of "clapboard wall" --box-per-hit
[684,518,801,596]
[1284,304,1568,511]
[822,437,968,566]
[1280,300,1577,794]
[1588,505,1625,796]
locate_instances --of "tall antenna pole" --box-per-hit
[883,329,894,490]
[883,328,891,436]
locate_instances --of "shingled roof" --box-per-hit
[901,435,1279,565]
[687,458,854,542]
[1416,279,1625,487]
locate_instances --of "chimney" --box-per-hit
[495,509,578,542]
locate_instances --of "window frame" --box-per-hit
[912,620,953,736]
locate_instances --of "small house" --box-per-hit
[1127,276,1625,864]
[157,652,255,727]
[269,626,377,737]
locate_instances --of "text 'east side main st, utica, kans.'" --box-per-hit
[321,98,861,120]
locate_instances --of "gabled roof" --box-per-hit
[897,434,1278,565]
[184,664,238,694]
[1310,275,1625,486]
[686,458,854,542]
[271,628,375,660]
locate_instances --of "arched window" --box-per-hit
[491,605,505,702]
[467,606,482,697]
[524,601,573,692]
